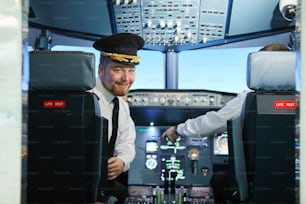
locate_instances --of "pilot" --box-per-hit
[93,33,144,204]
[161,43,291,203]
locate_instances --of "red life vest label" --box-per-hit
[43,100,66,109]
[274,100,296,109]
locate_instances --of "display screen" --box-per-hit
[160,136,186,181]
[146,141,159,153]
[161,155,185,181]
[213,131,229,155]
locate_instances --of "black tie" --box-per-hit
[108,97,119,157]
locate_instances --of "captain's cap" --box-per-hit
[93,33,144,65]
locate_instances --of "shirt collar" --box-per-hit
[96,78,117,105]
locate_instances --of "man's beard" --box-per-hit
[112,83,131,96]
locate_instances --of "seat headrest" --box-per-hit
[29,51,96,91]
[246,51,296,91]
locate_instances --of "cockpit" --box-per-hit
[1,0,301,203]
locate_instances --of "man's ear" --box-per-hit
[98,64,104,76]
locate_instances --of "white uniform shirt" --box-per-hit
[177,90,251,137]
[93,78,136,172]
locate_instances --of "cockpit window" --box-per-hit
[179,47,261,93]
[24,45,261,93]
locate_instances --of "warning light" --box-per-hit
[274,100,296,109]
[43,100,66,109]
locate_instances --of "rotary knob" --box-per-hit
[183,97,191,105]
[160,97,166,104]
[145,158,158,170]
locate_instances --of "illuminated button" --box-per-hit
[145,158,158,170]
[167,21,174,28]
[190,152,198,158]
[202,36,208,43]
[147,20,152,28]
[188,148,200,159]
[159,20,166,28]
[186,32,192,40]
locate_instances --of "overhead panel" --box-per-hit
[198,0,228,43]
[113,0,229,46]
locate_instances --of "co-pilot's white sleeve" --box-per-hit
[176,90,250,137]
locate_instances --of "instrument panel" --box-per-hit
[127,90,235,203]
[113,0,229,46]
[127,89,236,107]
[129,126,212,185]
[128,126,214,203]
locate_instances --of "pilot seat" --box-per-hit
[27,51,108,203]
[227,50,297,204]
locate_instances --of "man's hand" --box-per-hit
[161,126,180,143]
[107,157,124,180]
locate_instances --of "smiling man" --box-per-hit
[92,33,144,204]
